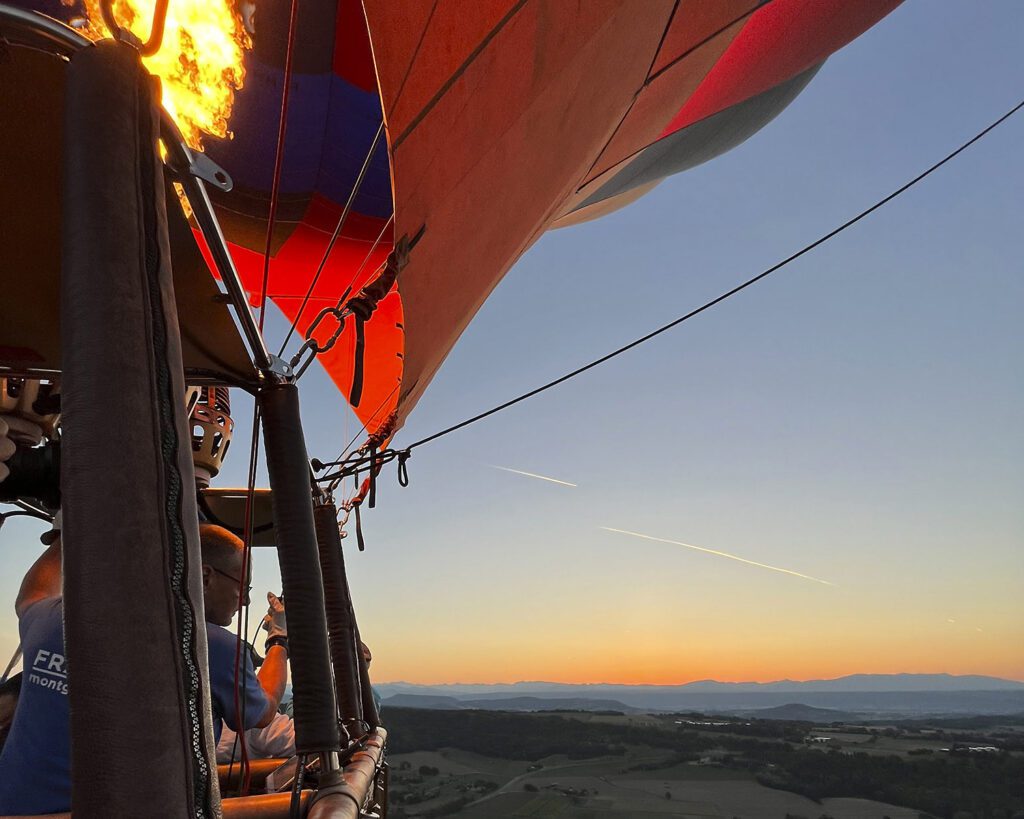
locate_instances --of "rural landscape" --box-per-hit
[377,675,1024,819]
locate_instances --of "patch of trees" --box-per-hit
[755,747,1024,818]
[894,715,1024,731]
[384,707,658,760]
[688,719,808,743]
[625,751,705,771]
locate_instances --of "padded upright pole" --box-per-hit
[313,502,364,736]
[356,638,380,730]
[259,384,341,754]
[61,41,219,817]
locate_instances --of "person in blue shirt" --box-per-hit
[199,524,289,745]
[0,521,289,815]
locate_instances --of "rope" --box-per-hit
[228,403,262,794]
[323,382,402,493]
[256,0,301,333]
[1,643,21,683]
[400,98,1024,452]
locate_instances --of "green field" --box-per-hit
[383,707,1024,818]
[389,747,923,818]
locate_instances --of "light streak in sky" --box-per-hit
[600,527,835,586]
[489,465,577,487]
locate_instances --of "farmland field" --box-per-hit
[383,707,1024,817]
[389,747,921,818]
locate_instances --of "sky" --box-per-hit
[2,1,1022,686]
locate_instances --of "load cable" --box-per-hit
[404,98,1024,451]
[310,98,1023,484]
[278,123,386,357]
[257,0,300,333]
[288,216,395,380]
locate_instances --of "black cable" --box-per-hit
[289,755,307,819]
[323,381,402,493]
[402,99,1024,452]
[0,510,50,528]
[13,499,54,520]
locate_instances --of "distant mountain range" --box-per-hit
[377,674,1024,718]
[383,694,637,713]
[380,673,1024,695]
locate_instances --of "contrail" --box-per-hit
[600,527,834,586]
[490,465,577,487]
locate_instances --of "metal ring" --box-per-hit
[99,0,170,56]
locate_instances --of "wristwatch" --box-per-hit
[265,635,289,656]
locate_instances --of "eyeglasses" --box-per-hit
[210,565,252,596]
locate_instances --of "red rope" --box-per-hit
[230,404,262,794]
[257,0,301,331]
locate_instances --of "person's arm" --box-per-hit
[16,540,61,617]
[253,591,288,727]
[254,645,287,727]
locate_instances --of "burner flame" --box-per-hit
[82,0,251,150]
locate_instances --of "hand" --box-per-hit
[0,417,14,483]
[262,591,287,643]
[3,414,44,447]
[1,415,42,483]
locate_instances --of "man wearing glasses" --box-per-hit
[200,523,288,743]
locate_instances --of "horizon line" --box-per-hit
[375,671,1024,687]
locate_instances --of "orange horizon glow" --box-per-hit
[368,640,1024,688]
[359,589,1024,688]
[375,670,1024,686]
[373,663,1024,687]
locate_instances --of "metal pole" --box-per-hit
[172,165,278,376]
[313,502,364,736]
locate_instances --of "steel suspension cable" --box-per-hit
[278,122,386,356]
[290,214,394,384]
[401,99,1024,453]
[338,214,394,310]
[257,0,300,333]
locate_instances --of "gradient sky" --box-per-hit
[2,2,1022,686]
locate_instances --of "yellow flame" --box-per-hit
[81,0,251,150]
